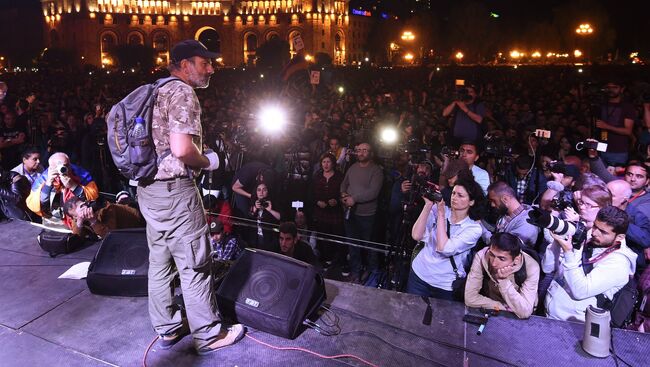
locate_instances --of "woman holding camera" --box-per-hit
[407,178,486,300]
[248,182,281,251]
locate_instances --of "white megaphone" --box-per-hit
[582,305,611,358]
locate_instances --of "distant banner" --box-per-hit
[292,35,305,51]
[310,71,320,85]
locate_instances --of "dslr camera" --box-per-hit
[527,208,588,249]
[258,198,269,208]
[551,190,575,211]
[455,79,473,102]
[411,175,443,203]
[440,146,460,159]
[56,164,69,175]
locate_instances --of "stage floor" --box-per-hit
[1,219,648,367]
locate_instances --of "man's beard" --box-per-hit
[188,69,210,89]
[495,204,508,217]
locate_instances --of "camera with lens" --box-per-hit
[456,87,472,102]
[412,175,443,203]
[551,190,575,211]
[81,199,103,213]
[440,146,460,159]
[258,198,269,208]
[56,164,68,176]
[484,133,514,158]
[399,138,430,161]
[527,207,588,249]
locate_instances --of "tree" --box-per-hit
[314,52,332,67]
[37,47,75,70]
[113,44,154,70]
[255,38,290,69]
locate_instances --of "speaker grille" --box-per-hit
[244,265,287,312]
[216,249,326,339]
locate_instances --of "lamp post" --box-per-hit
[575,23,594,63]
[400,31,416,65]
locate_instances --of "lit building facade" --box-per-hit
[40,0,373,67]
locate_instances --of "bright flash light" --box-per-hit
[380,127,399,144]
[574,49,583,58]
[260,74,264,78]
[578,68,583,73]
[338,86,345,94]
[258,105,288,134]
[364,57,369,62]
[455,52,464,60]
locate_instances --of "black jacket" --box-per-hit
[0,171,33,221]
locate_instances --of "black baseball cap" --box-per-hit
[170,40,220,63]
[209,218,224,234]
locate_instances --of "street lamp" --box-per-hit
[401,31,415,41]
[575,23,594,34]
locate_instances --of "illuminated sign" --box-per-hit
[352,9,372,17]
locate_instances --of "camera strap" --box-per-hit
[446,220,461,279]
[582,241,622,274]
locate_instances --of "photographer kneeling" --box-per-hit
[63,196,144,239]
[407,178,485,300]
[465,232,540,318]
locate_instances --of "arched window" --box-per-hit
[197,28,221,54]
[128,32,144,46]
[288,30,301,57]
[152,32,170,66]
[99,31,118,67]
[334,32,345,65]
[244,33,258,65]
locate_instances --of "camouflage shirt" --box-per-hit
[151,80,203,180]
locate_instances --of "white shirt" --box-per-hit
[471,165,490,195]
[544,239,637,323]
[412,206,482,291]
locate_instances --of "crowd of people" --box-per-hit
[2,59,650,337]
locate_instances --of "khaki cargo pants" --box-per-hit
[138,177,221,349]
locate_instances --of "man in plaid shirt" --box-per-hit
[208,217,242,261]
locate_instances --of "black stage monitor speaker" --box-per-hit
[86,228,149,297]
[216,249,326,339]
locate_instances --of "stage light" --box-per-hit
[380,127,398,144]
[258,105,288,134]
